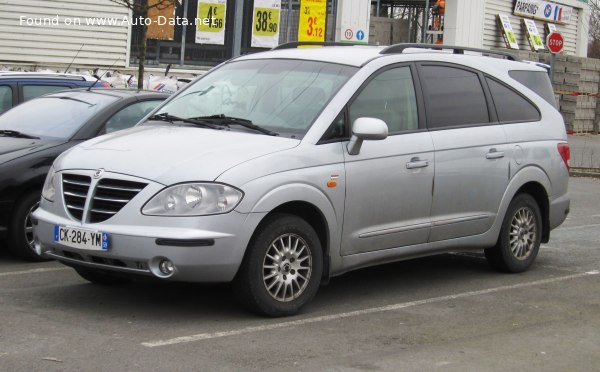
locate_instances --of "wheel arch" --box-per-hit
[499,166,552,244]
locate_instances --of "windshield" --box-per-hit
[0,92,119,140]
[151,59,357,138]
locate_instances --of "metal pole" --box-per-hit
[549,52,556,85]
[180,0,189,66]
[421,0,430,43]
[286,0,293,42]
[232,0,244,57]
[376,0,381,17]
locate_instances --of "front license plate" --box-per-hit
[54,225,109,251]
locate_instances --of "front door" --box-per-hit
[341,65,434,255]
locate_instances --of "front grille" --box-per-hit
[62,174,91,221]
[89,179,147,223]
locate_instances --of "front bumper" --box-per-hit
[33,207,266,282]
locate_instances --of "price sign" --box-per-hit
[298,0,326,43]
[196,0,226,45]
[252,0,281,48]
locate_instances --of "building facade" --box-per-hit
[0,0,592,70]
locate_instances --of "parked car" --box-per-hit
[32,43,570,316]
[0,88,169,261]
[0,72,109,114]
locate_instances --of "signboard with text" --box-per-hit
[547,32,564,54]
[251,0,281,48]
[195,0,227,45]
[522,18,545,51]
[513,0,572,24]
[497,14,519,49]
[335,0,371,44]
[298,0,327,42]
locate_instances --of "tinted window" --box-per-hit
[420,65,489,128]
[0,92,118,139]
[0,85,12,113]
[23,85,70,101]
[104,100,162,133]
[349,67,418,133]
[487,78,540,123]
[509,70,556,107]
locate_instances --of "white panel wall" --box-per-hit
[0,0,131,67]
[483,0,584,56]
[443,0,486,48]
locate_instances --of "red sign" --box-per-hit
[547,32,564,54]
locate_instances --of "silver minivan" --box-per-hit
[32,44,570,316]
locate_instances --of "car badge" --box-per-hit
[93,168,105,179]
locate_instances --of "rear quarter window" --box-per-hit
[508,70,556,107]
[486,77,540,123]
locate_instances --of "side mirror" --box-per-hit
[347,117,388,155]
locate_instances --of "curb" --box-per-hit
[570,167,600,179]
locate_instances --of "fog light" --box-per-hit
[158,259,175,275]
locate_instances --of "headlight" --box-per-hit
[42,166,56,202]
[142,183,243,216]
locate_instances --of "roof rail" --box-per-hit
[272,41,357,50]
[380,43,520,61]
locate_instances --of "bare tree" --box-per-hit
[588,0,600,58]
[110,0,175,88]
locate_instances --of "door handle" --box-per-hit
[406,157,429,169]
[486,149,505,159]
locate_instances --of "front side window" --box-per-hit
[0,85,12,114]
[152,59,357,138]
[349,66,418,134]
[420,65,489,128]
[104,100,163,133]
[22,85,70,101]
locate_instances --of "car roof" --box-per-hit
[0,71,96,82]
[233,44,545,73]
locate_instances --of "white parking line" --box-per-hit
[557,223,600,231]
[141,271,599,348]
[0,267,69,277]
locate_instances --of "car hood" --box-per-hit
[56,125,300,185]
[0,137,65,165]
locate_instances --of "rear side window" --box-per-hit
[486,78,540,123]
[22,85,70,101]
[420,65,489,128]
[508,70,556,107]
[0,85,12,113]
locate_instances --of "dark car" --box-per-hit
[0,72,109,114]
[0,88,169,261]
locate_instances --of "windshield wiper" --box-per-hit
[0,130,40,139]
[190,114,279,136]
[148,113,224,130]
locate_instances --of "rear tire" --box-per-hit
[8,191,50,262]
[485,193,542,273]
[234,213,323,317]
[74,267,131,285]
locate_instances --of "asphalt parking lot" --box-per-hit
[1,177,599,371]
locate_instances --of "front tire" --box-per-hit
[8,191,50,262]
[234,214,323,317]
[485,193,542,273]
